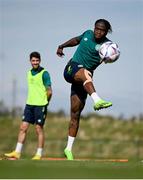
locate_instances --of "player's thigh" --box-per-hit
[74,68,92,82]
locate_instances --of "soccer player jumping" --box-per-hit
[56,19,113,160]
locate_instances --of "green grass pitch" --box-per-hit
[0,159,143,179]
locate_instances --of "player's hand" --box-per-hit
[56,46,65,57]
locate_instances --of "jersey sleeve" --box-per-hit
[42,71,52,88]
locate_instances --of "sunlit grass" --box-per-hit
[0,159,143,179]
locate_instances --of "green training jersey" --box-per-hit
[26,68,51,106]
[72,30,109,71]
[30,67,51,88]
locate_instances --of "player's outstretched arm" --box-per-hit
[56,37,80,57]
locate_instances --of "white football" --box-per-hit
[99,41,120,63]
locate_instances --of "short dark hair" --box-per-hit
[95,19,112,33]
[30,51,41,60]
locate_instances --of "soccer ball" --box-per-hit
[99,41,120,63]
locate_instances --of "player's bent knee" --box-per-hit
[20,122,29,132]
[20,125,28,133]
[35,125,43,133]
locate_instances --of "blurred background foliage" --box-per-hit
[0,100,143,160]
